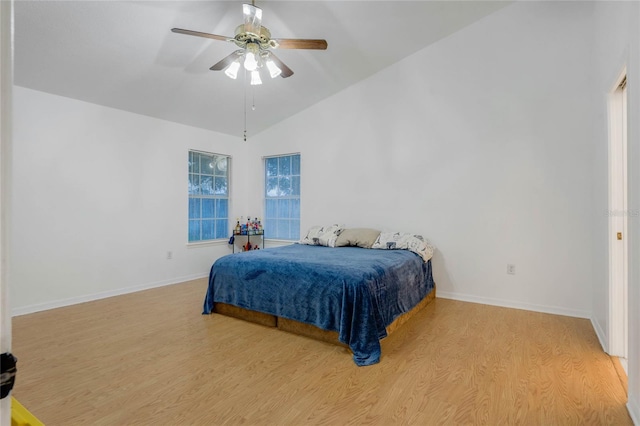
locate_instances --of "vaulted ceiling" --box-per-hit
[15,1,510,138]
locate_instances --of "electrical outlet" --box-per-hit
[507,264,515,275]
[166,251,173,260]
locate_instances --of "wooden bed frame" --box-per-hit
[213,284,436,348]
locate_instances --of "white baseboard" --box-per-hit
[620,358,628,375]
[437,290,591,319]
[591,316,608,353]
[11,273,209,317]
[628,397,640,426]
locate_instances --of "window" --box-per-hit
[188,150,229,242]
[265,154,300,240]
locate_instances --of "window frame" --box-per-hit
[188,150,231,244]
[264,153,301,241]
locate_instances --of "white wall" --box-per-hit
[11,87,247,314]
[591,1,640,423]
[249,1,596,318]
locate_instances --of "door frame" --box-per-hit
[608,67,628,369]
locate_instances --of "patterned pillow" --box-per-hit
[299,224,344,247]
[371,232,435,262]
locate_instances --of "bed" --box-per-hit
[203,241,435,366]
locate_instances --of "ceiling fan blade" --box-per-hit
[242,4,263,35]
[274,39,328,50]
[210,50,244,71]
[268,52,294,78]
[171,28,231,42]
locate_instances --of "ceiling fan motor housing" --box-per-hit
[233,25,276,50]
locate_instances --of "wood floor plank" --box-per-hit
[11,278,632,425]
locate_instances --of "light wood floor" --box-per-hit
[12,278,631,425]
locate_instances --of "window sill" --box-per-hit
[186,239,229,248]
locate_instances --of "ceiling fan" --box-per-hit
[171,1,328,85]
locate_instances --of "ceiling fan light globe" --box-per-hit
[225,61,241,79]
[244,51,259,71]
[250,70,263,86]
[266,59,282,78]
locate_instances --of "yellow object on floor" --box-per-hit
[11,397,44,426]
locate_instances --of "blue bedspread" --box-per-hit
[203,244,435,366]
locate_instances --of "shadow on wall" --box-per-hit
[431,250,453,297]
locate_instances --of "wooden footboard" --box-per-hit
[213,284,436,347]
[386,284,436,335]
[277,317,347,347]
[213,303,277,327]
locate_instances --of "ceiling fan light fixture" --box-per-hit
[265,58,282,78]
[172,1,328,87]
[224,60,241,79]
[250,70,263,86]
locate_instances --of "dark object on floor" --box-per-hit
[0,352,17,399]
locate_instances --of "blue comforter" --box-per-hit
[203,244,434,366]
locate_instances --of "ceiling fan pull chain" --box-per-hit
[252,85,256,111]
[244,69,248,142]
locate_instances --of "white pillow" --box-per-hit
[371,232,435,262]
[299,224,344,247]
